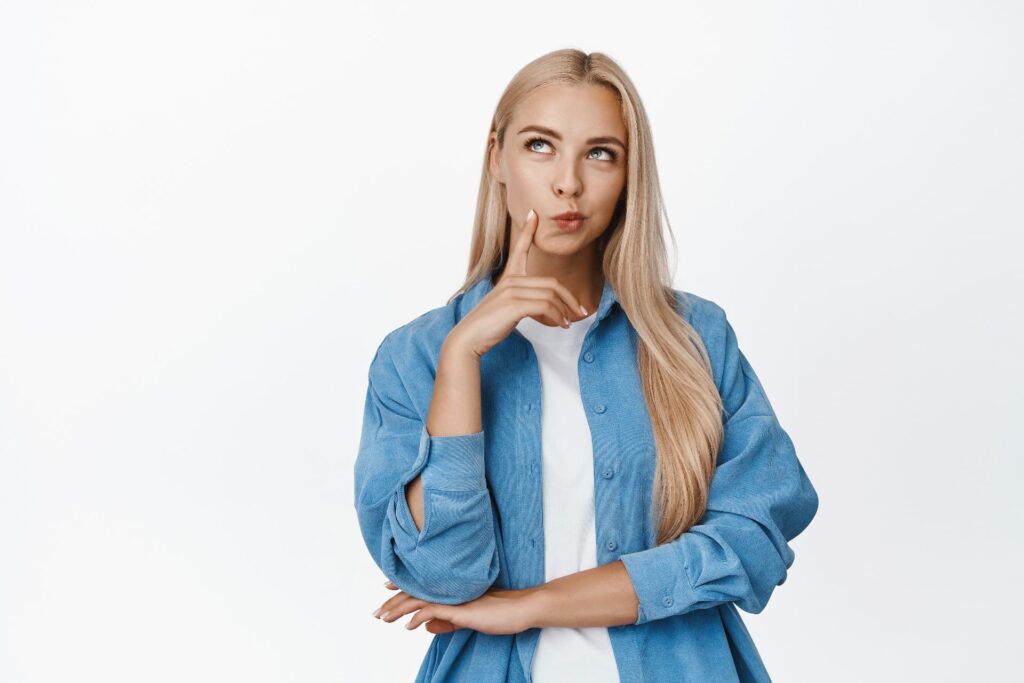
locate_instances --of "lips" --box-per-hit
[552,212,586,233]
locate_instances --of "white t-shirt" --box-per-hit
[515,310,621,683]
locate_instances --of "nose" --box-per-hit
[553,158,582,198]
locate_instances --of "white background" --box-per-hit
[2,1,1021,681]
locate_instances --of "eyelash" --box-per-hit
[523,136,618,162]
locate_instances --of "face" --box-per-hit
[489,83,628,260]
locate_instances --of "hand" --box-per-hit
[446,208,589,359]
[376,581,458,634]
[373,581,540,636]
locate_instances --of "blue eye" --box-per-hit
[523,136,617,162]
[525,137,552,153]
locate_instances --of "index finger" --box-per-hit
[506,208,538,276]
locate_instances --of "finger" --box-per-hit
[504,287,572,328]
[379,596,429,623]
[426,619,458,634]
[376,587,420,616]
[405,605,436,631]
[506,208,539,277]
[374,593,402,617]
[506,276,588,320]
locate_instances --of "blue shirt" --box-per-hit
[354,270,819,682]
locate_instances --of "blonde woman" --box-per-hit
[354,48,819,682]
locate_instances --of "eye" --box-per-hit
[523,136,619,162]
[524,136,553,154]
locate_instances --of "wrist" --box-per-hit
[441,333,481,363]
[518,584,552,630]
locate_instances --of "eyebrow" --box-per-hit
[516,125,626,150]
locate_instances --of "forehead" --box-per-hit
[511,83,626,140]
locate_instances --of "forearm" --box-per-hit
[526,560,640,629]
[405,336,482,531]
[427,335,483,436]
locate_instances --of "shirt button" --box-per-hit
[663,596,674,607]
[595,403,606,414]
[525,403,533,413]
[583,351,594,363]
[606,540,617,551]
[601,468,614,479]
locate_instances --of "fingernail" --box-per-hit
[580,305,588,316]
[526,209,535,222]
[405,621,415,630]
[380,611,390,620]
[373,608,381,618]
[563,317,570,327]
[383,580,391,587]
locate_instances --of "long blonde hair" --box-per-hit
[450,48,724,546]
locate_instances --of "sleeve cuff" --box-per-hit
[390,426,487,542]
[399,425,487,493]
[619,545,701,626]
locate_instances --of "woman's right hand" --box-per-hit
[447,208,588,359]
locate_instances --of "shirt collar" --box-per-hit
[460,268,620,323]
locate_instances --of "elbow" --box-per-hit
[805,479,820,528]
[789,470,820,540]
[738,595,768,615]
[382,494,502,603]
[736,566,783,615]
[388,543,501,604]
[774,463,820,543]
[356,483,503,604]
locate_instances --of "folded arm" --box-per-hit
[618,303,819,625]
[353,336,500,604]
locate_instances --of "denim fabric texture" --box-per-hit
[354,269,819,682]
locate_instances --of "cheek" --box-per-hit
[503,161,545,211]
[505,159,543,192]
[590,174,625,213]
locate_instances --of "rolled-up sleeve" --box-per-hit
[619,304,819,625]
[353,337,500,604]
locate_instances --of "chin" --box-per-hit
[539,242,593,259]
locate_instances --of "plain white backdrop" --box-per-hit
[1,1,1021,681]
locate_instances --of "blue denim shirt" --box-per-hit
[354,270,819,682]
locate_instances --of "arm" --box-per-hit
[353,334,500,605]
[615,304,819,626]
[383,304,817,633]
[525,560,640,628]
[405,335,486,532]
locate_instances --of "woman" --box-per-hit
[354,48,819,682]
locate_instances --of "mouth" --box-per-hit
[551,212,586,232]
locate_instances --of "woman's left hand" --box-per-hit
[374,581,540,635]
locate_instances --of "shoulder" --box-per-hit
[669,288,735,391]
[375,301,460,371]
[365,291,471,417]
[671,288,728,345]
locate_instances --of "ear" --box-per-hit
[488,132,505,184]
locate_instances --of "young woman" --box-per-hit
[354,48,819,682]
